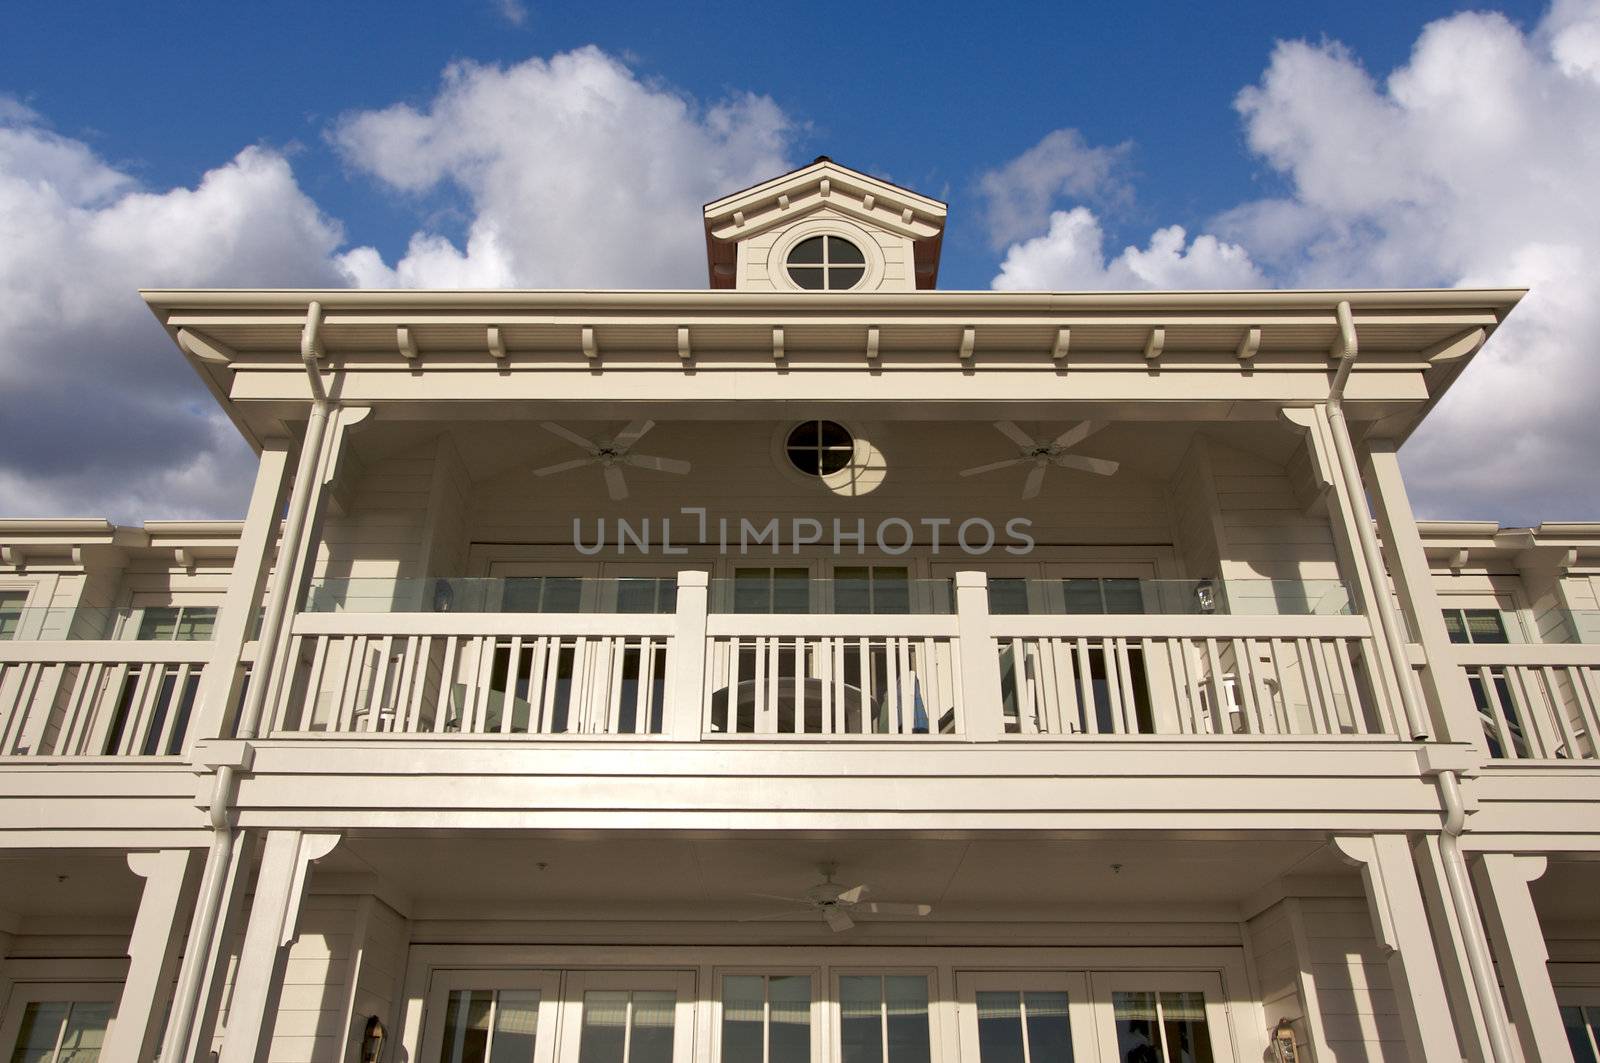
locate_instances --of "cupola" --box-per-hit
[702,157,947,292]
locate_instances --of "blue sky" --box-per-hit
[1,0,1597,522]
[1,0,1548,286]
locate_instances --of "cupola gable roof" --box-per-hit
[702,157,947,292]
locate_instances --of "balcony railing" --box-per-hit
[1453,645,1600,761]
[0,641,211,756]
[260,574,1395,744]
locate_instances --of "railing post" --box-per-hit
[666,571,709,740]
[955,572,1004,741]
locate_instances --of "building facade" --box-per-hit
[0,159,1596,1063]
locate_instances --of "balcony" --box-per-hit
[0,607,215,757]
[260,573,1393,744]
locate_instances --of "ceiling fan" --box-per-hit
[959,420,1119,500]
[532,420,691,501]
[742,863,935,933]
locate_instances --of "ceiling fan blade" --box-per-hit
[625,453,692,475]
[859,901,934,917]
[1054,454,1120,476]
[542,421,599,452]
[531,457,595,477]
[823,908,856,932]
[835,885,869,905]
[1050,420,1106,450]
[612,419,655,449]
[604,465,628,501]
[994,421,1038,449]
[1022,462,1047,500]
[960,457,1027,477]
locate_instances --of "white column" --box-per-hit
[1411,835,1496,1063]
[666,571,709,739]
[217,830,340,1063]
[1363,439,1486,747]
[102,850,196,1063]
[190,441,293,742]
[1334,833,1465,1061]
[1473,853,1567,1063]
[955,572,1004,741]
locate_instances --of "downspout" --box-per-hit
[1435,769,1517,1063]
[162,301,334,1062]
[1321,300,1432,740]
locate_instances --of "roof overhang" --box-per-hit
[142,286,1525,450]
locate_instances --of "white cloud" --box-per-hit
[977,129,1131,248]
[494,0,529,26]
[992,206,1264,291]
[988,1,1600,523]
[332,47,794,288]
[0,107,347,521]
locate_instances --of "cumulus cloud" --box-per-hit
[977,129,1131,248]
[989,1,1600,523]
[0,106,347,521]
[331,47,793,288]
[992,206,1264,291]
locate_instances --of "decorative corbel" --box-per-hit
[1,545,25,570]
[487,326,506,360]
[958,327,975,361]
[677,327,692,361]
[1236,327,1261,361]
[1050,328,1071,361]
[1143,327,1165,361]
[396,326,418,360]
[772,326,784,362]
[176,329,237,365]
[866,326,880,362]
[581,326,599,360]
[1423,327,1487,363]
[862,194,876,211]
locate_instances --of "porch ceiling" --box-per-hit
[322,831,1342,922]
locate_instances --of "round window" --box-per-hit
[786,235,866,291]
[785,420,855,476]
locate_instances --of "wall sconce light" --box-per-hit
[361,1016,387,1063]
[1270,1017,1299,1063]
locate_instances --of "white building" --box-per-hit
[1,159,1596,1063]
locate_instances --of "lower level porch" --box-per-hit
[2,832,1598,1063]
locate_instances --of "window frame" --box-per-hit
[953,971,1097,1063]
[829,967,944,1063]
[712,967,826,1063]
[767,220,885,294]
[0,983,120,1063]
[421,969,563,1063]
[784,236,867,292]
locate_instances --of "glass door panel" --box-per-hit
[1090,974,1233,1063]
[422,971,561,1063]
[718,973,815,1063]
[558,972,695,1063]
[0,988,116,1063]
[956,973,1095,1063]
[836,973,936,1063]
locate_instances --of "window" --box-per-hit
[136,605,217,641]
[1111,991,1214,1063]
[786,235,866,290]
[834,567,911,615]
[577,990,677,1063]
[1564,1004,1600,1062]
[1062,578,1144,615]
[7,1000,112,1063]
[439,988,542,1063]
[721,975,811,1063]
[786,421,855,477]
[1442,608,1510,644]
[734,568,810,614]
[839,975,932,1063]
[0,591,25,640]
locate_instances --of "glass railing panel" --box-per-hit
[985,578,1353,617]
[708,578,955,615]
[0,606,218,641]
[304,577,680,615]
